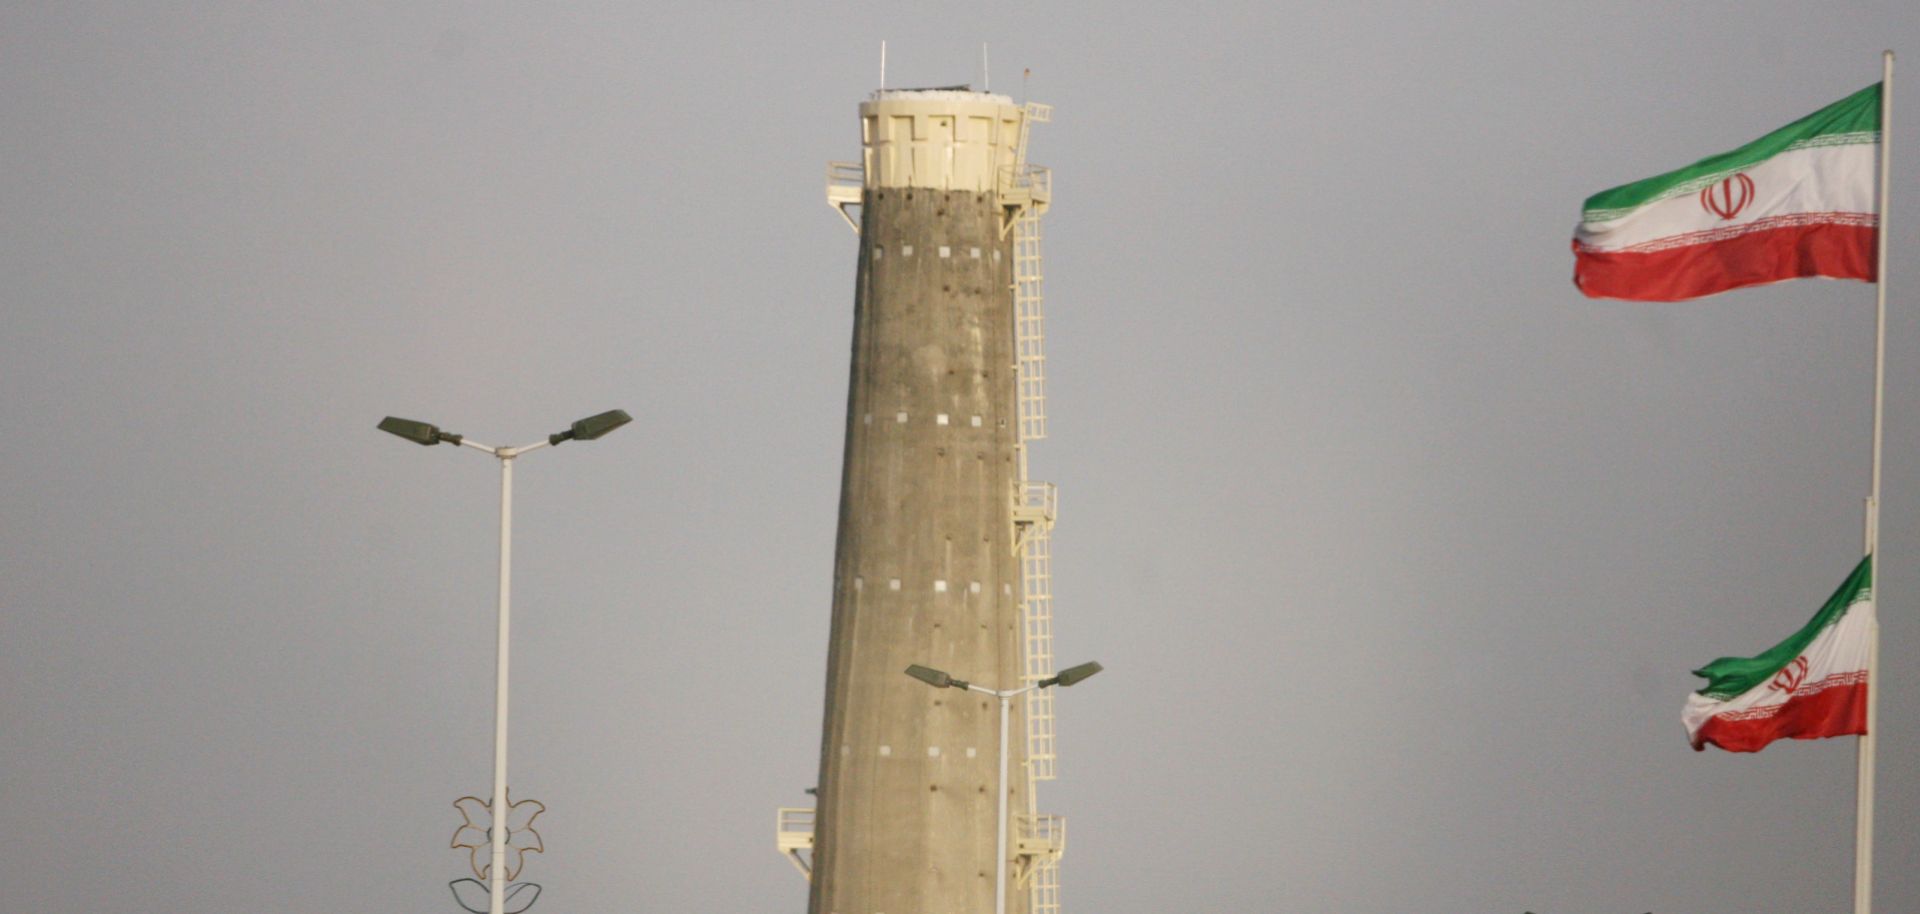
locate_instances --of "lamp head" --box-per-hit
[905,664,964,690]
[378,416,461,446]
[550,409,632,445]
[1044,661,1104,688]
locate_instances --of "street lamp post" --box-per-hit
[903,660,1103,914]
[380,410,631,914]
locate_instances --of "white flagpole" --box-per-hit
[1855,47,1892,914]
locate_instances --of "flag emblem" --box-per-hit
[1769,655,1810,694]
[1699,173,1755,220]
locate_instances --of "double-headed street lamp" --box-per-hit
[379,409,631,914]
[904,660,1104,914]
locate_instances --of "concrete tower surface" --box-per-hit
[800,87,1058,914]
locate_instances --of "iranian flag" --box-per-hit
[1684,556,1874,753]
[1574,84,1881,301]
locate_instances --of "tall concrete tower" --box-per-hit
[777,87,1067,914]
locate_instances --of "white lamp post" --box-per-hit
[380,410,631,914]
[903,660,1103,914]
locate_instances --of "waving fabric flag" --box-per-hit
[1574,84,1881,301]
[1683,556,1874,753]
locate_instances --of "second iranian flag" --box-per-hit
[1684,556,1874,753]
[1574,84,1881,301]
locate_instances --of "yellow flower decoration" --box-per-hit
[450,790,545,881]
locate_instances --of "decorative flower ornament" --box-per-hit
[450,791,546,881]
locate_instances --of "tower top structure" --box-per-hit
[857,88,1029,193]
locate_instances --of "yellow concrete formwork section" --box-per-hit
[859,90,1026,192]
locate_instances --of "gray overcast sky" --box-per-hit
[5,3,1920,913]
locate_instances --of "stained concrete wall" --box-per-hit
[808,181,1027,914]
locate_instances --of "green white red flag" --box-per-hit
[1574,84,1881,301]
[1683,556,1874,753]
